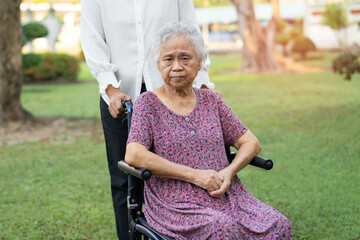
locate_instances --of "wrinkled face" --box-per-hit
[158,35,202,90]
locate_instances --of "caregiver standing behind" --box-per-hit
[80,0,217,239]
[125,22,293,239]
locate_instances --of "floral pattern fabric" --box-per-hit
[127,88,292,239]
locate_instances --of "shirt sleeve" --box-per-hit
[126,93,153,150]
[216,95,248,147]
[80,0,120,102]
[178,0,214,90]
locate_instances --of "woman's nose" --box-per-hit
[172,59,183,70]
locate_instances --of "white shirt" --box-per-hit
[80,0,214,105]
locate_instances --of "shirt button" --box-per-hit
[185,117,190,122]
[190,131,195,136]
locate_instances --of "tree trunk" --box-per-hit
[231,0,283,72]
[0,0,33,126]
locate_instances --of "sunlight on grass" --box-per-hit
[2,52,359,239]
[21,82,100,118]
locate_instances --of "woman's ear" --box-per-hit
[197,60,202,71]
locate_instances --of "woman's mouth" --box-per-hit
[171,76,185,81]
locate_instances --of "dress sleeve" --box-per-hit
[80,0,120,101]
[126,94,153,150]
[216,96,248,147]
[178,0,214,90]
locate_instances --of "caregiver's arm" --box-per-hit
[80,0,121,104]
[125,142,224,192]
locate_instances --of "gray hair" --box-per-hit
[151,22,208,64]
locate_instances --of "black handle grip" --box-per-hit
[118,160,152,180]
[249,156,273,170]
[227,150,273,170]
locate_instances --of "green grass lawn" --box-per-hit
[1,52,359,239]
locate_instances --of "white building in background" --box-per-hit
[304,0,360,49]
[20,1,360,55]
[196,0,360,50]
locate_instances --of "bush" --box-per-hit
[22,33,28,46]
[276,34,291,46]
[276,20,287,33]
[332,52,360,80]
[23,53,44,69]
[78,45,85,61]
[24,53,80,82]
[291,35,317,59]
[22,21,48,40]
[275,33,291,56]
[288,28,301,39]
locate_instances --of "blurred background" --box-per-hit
[19,0,360,54]
[1,0,359,239]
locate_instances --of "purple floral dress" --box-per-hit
[127,88,292,240]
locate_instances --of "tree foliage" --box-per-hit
[321,2,349,48]
[333,52,360,81]
[322,3,348,31]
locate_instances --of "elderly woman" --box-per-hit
[125,22,292,240]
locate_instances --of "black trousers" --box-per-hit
[100,84,146,240]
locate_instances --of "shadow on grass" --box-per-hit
[22,88,52,93]
[294,56,324,62]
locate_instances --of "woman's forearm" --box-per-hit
[125,142,196,182]
[125,142,224,192]
[228,130,261,177]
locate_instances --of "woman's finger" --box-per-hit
[215,176,223,189]
[210,184,226,198]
